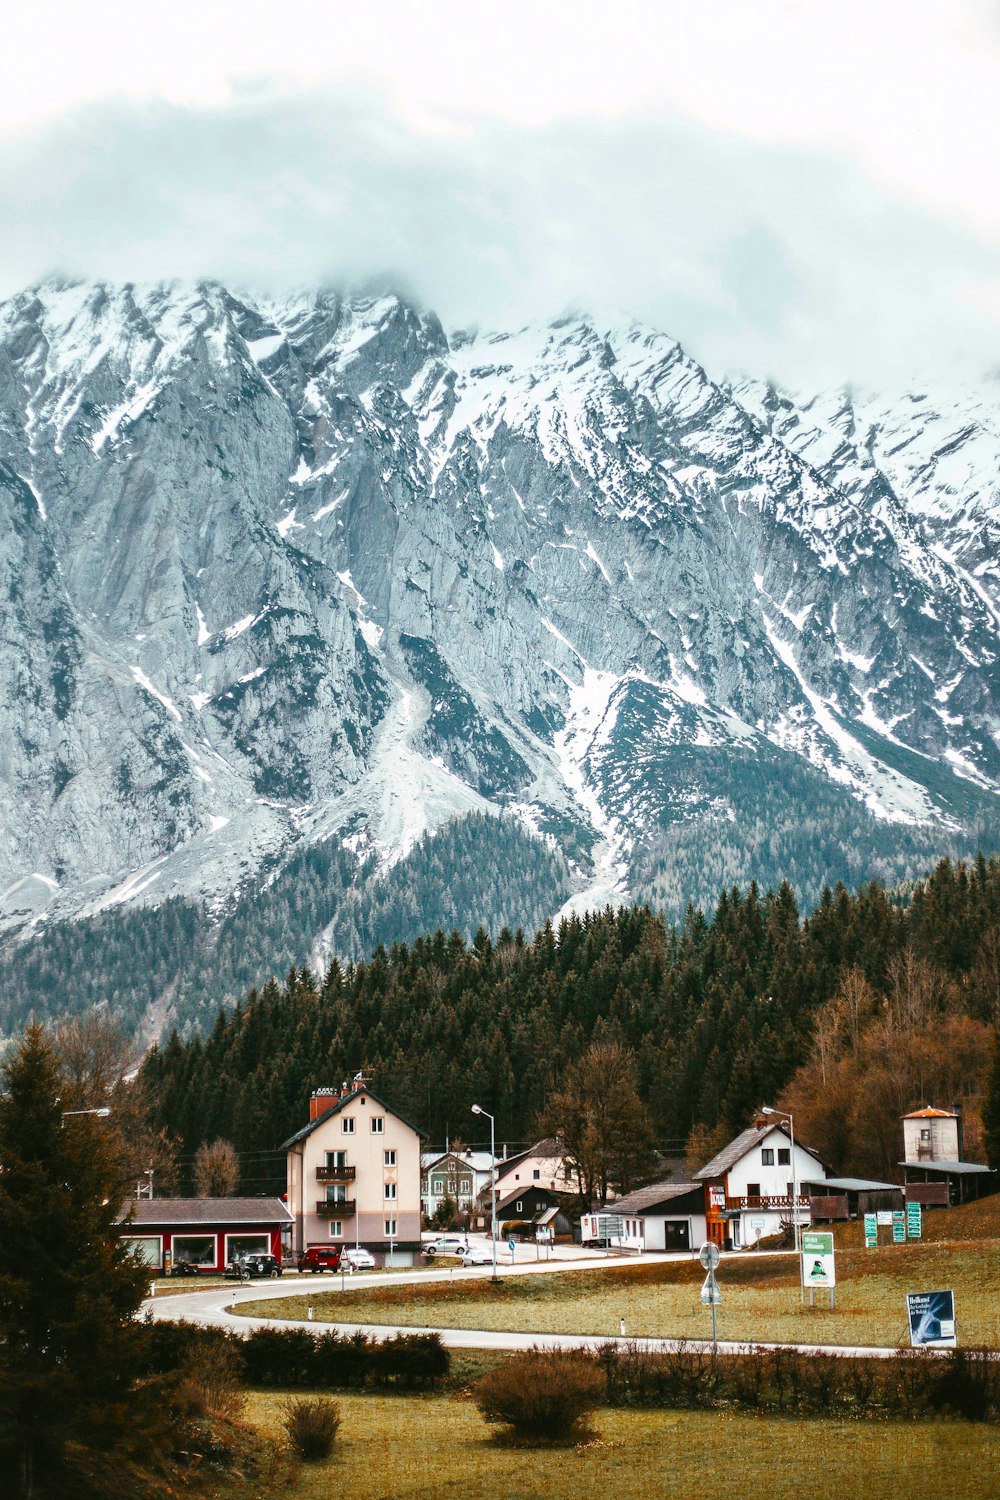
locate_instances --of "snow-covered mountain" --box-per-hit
[0,278,997,937]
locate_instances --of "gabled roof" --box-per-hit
[118,1197,292,1227]
[693,1123,824,1180]
[280,1085,426,1150]
[422,1150,495,1174]
[610,1181,703,1215]
[496,1184,563,1215]
[902,1107,958,1119]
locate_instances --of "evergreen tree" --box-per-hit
[0,1025,164,1498]
[985,1029,1000,1170]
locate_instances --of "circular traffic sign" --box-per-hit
[699,1241,721,1270]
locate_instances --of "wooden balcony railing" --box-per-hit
[316,1199,356,1216]
[316,1164,356,1182]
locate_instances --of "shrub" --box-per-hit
[312,1329,373,1388]
[242,1327,317,1387]
[283,1398,341,1461]
[175,1341,246,1422]
[473,1348,604,1441]
[369,1332,450,1389]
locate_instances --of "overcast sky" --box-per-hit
[1,0,998,386]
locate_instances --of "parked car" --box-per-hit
[297,1244,343,1273]
[423,1234,470,1257]
[225,1252,282,1280]
[341,1247,376,1270]
[460,1245,495,1266]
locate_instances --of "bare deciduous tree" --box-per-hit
[194,1138,240,1197]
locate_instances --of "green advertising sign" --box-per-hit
[801,1230,835,1287]
[864,1212,878,1248]
[906,1201,922,1240]
[892,1210,906,1244]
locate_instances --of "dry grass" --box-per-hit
[243,1238,1000,1348]
[236,1389,1000,1500]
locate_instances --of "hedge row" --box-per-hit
[143,1320,449,1390]
[596,1341,1000,1421]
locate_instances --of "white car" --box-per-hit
[460,1245,495,1266]
[341,1247,376,1270]
[423,1234,469,1257]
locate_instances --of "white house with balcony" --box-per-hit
[281,1077,425,1259]
[694,1121,825,1249]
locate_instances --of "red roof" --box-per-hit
[902,1107,957,1119]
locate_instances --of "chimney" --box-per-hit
[309,1087,337,1121]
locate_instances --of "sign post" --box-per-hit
[906,1200,922,1240]
[906,1290,956,1348]
[892,1210,906,1244]
[801,1230,835,1308]
[699,1241,721,1350]
[864,1213,878,1249]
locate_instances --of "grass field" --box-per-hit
[237,1389,1000,1500]
[242,1236,1000,1348]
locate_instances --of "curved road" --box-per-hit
[144,1251,908,1360]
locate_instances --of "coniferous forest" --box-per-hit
[141,854,1000,1191]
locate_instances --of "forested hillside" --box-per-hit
[0,815,572,1037]
[142,855,1000,1188]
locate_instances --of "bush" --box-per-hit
[473,1349,603,1441]
[312,1329,372,1388]
[242,1327,318,1387]
[175,1341,246,1422]
[283,1398,341,1461]
[369,1332,450,1389]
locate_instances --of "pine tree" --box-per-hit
[0,1025,165,1498]
[985,1029,1000,1170]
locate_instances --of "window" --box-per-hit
[920,1128,931,1141]
[432,1176,443,1193]
[326,1150,348,1169]
[515,1200,523,1212]
[777,1148,791,1166]
[532,1168,540,1179]
[384,1149,396,1167]
[172,1234,216,1267]
[459,1177,472,1194]
[342,1117,355,1134]
[384,1219,397,1237]
[761,1149,774,1166]
[225,1234,269,1262]
[124,1235,162,1268]
[384,1182,397,1200]
[746,1183,761,1198]
[371,1116,384,1134]
[328,1220,343,1237]
[326,1185,348,1203]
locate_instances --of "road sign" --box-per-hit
[892,1210,906,1244]
[876,1210,893,1225]
[801,1230,835,1287]
[507,1237,516,1253]
[699,1241,721,1271]
[906,1201,922,1240]
[700,1270,722,1305]
[906,1289,956,1348]
[864,1213,878,1248]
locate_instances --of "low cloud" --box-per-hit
[1,87,996,389]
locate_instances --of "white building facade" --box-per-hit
[696,1123,823,1249]
[282,1080,424,1257]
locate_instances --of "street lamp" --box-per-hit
[471,1104,499,1284]
[60,1107,111,1124]
[761,1105,803,1301]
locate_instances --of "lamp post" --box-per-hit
[471,1104,499,1283]
[761,1105,803,1302]
[60,1107,111,1126]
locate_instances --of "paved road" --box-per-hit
[145,1249,910,1360]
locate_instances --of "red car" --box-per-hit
[297,1244,343,1273]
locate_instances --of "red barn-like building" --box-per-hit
[117,1197,292,1273]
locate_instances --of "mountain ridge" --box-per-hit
[0,277,997,983]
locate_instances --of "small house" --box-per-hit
[117,1197,292,1273]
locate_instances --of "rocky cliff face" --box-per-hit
[0,279,997,935]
